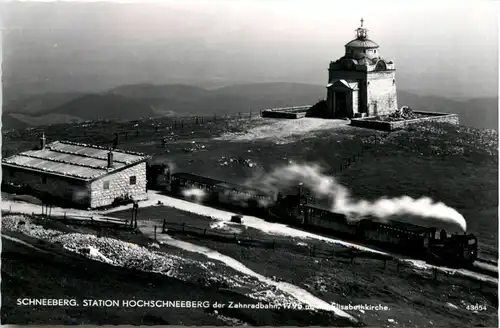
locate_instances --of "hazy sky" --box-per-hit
[2,0,498,99]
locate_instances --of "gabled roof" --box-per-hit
[2,141,150,181]
[327,79,359,90]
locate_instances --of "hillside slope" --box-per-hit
[2,92,85,115]
[1,113,29,130]
[47,94,158,121]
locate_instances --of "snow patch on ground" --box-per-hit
[133,218,353,320]
[85,245,114,264]
[210,220,244,234]
[401,259,497,284]
[125,191,389,255]
[155,233,354,320]
[215,118,350,143]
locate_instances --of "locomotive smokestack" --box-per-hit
[107,150,114,168]
[40,133,46,149]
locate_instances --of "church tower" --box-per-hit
[326,19,398,118]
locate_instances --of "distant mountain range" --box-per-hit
[2,82,497,130]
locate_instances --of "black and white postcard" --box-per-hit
[1,0,498,326]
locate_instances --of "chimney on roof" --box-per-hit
[107,150,114,168]
[40,133,46,149]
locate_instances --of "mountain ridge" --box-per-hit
[2,82,497,130]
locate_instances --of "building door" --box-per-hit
[334,91,348,117]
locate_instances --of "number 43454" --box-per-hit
[466,304,487,311]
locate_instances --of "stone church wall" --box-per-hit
[367,71,398,116]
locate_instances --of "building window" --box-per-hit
[363,49,366,53]
[130,176,137,185]
[41,176,47,184]
[9,170,14,177]
[103,181,110,190]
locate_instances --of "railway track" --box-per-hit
[476,257,498,266]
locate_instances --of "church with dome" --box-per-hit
[326,19,398,118]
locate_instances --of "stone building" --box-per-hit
[2,135,149,209]
[327,18,398,118]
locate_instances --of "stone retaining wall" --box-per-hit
[261,105,311,119]
[350,111,459,131]
[261,110,308,119]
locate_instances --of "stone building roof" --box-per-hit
[2,141,150,181]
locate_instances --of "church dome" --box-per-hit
[345,39,379,49]
[344,18,380,60]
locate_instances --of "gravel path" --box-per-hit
[215,118,350,143]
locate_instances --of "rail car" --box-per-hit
[167,172,276,215]
[146,167,479,267]
[299,203,478,266]
[146,163,171,190]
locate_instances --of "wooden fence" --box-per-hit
[2,111,262,156]
[160,220,393,263]
[2,210,132,230]
[153,219,497,285]
[332,132,393,175]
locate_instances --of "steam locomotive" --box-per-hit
[147,164,479,267]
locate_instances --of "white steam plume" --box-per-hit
[219,188,274,208]
[166,161,176,173]
[246,163,467,232]
[182,188,207,203]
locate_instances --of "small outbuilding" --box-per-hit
[2,135,150,209]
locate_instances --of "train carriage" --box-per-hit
[358,219,429,254]
[170,172,222,199]
[212,182,276,218]
[302,204,358,236]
